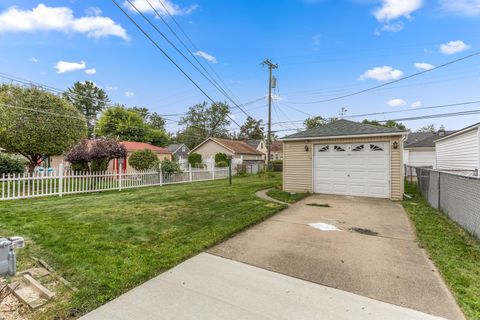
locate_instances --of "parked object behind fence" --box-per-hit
[406,165,480,239]
[0,237,24,276]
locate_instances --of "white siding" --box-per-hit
[436,128,479,171]
[403,150,409,165]
[409,150,436,168]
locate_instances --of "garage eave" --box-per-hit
[280,132,407,142]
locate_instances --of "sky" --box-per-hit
[0,0,479,135]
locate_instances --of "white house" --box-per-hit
[435,122,480,175]
[403,129,453,168]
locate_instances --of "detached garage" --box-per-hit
[281,120,407,200]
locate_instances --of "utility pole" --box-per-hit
[262,59,278,166]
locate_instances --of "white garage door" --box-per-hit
[313,142,390,198]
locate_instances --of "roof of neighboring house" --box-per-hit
[404,131,455,149]
[191,137,264,155]
[245,139,262,149]
[270,141,283,152]
[166,143,189,153]
[434,122,480,143]
[281,119,407,140]
[121,141,171,154]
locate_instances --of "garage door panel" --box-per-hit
[313,143,390,198]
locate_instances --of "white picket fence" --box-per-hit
[0,164,232,201]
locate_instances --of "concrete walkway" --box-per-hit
[255,188,289,205]
[80,253,446,320]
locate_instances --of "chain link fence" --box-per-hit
[406,165,480,239]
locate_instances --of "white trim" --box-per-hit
[280,132,407,142]
[403,146,435,151]
[434,122,480,143]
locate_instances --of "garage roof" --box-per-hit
[281,119,407,141]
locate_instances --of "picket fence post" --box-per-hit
[119,164,123,191]
[159,163,163,186]
[212,166,215,180]
[189,164,192,182]
[58,164,64,197]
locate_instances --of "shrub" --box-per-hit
[188,153,202,167]
[128,149,159,171]
[214,153,228,164]
[65,139,127,172]
[235,164,247,176]
[216,161,228,168]
[0,153,26,175]
[160,159,181,174]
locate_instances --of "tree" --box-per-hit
[362,119,407,131]
[96,105,149,141]
[239,116,264,139]
[188,153,202,166]
[160,159,181,173]
[65,139,127,172]
[131,107,166,131]
[0,84,87,172]
[63,81,110,138]
[0,154,26,175]
[177,102,231,149]
[304,116,327,129]
[128,149,159,171]
[417,124,436,133]
[146,129,170,147]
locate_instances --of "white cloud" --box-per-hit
[411,101,422,108]
[440,40,471,55]
[380,22,404,32]
[85,7,102,16]
[29,57,38,63]
[194,51,217,64]
[85,68,96,75]
[106,86,118,91]
[414,62,434,71]
[124,0,197,16]
[125,91,134,97]
[387,98,407,107]
[54,60,86,74]
[359,66,403,81]
[0,4,128,40]
[440,0,480,15]
[373,0,423,22]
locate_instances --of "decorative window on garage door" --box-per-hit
[334,145,346,152]
[352,144,364,152]
[318,145,329,152]
[370,144,384,151]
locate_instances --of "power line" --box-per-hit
[110,0,241,128]
[379,109,480,122]
[288,51,480,104]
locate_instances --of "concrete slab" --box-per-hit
[209,194,464,320]
[80,253,446,320]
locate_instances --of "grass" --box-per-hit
[266,185,310,204]
[0,173,284,319]
[403,181,480,319]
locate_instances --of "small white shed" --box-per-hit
[435,122,480,174]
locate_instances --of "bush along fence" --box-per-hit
[405,164,480,239]
[0,164,232,201]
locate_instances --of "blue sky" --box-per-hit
[0,0,479,135]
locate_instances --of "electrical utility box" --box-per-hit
[0,237,25,277]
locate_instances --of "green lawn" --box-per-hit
[403,182,480,319]
[0,173,284,319]
[266,186,310,204]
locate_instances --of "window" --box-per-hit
[182,146,186,152]
[334,145,346,152]
[318,145,329,152]
[370,144,384,151]
[352,144,364,152]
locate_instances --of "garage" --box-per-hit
[313,142,390,198]
[281,119,407,200]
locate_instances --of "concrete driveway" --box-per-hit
[209,194,464,320]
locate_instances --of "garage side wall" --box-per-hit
[283,136,403,200]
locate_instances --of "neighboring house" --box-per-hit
[435,122,480,175]
[245,139,267,156]
[190,137,265,164]
[167,143,190,160]
[50,141,172,171]
[403,129,453,168]
[270,141,283,161]
[280,119,407,200]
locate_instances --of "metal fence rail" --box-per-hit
[406,165,480,239]
[0,164,231,201]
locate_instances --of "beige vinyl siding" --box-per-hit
[436,128,479,171]
[283,135,404,200]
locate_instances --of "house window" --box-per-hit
[318,145,329,152]
[352,144,364,152]
[334,145,346,152]
[370,144,384,151]
[182,146,186,152]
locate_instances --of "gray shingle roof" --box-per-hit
[404,131,455,148]
[281,119,406,140]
